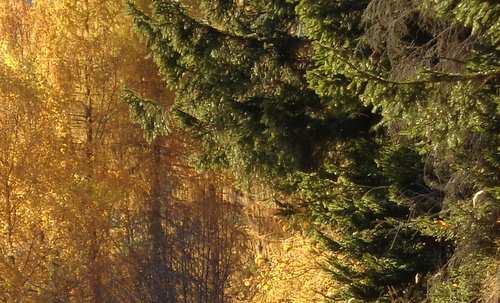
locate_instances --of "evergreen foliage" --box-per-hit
[128,0,499,301]
[122,89,171,142]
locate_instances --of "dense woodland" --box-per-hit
[0,0,499,302]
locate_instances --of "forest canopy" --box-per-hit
[0,0,499,302]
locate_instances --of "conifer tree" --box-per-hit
[127,0,377,179]
[126,1,457,301]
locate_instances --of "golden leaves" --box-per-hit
[244,234,338,303]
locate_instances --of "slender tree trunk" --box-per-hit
[148,140,176,302]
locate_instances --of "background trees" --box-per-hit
[0,50,58,303]
[0,1,247,302]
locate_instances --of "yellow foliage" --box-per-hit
[243,233,337,303]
